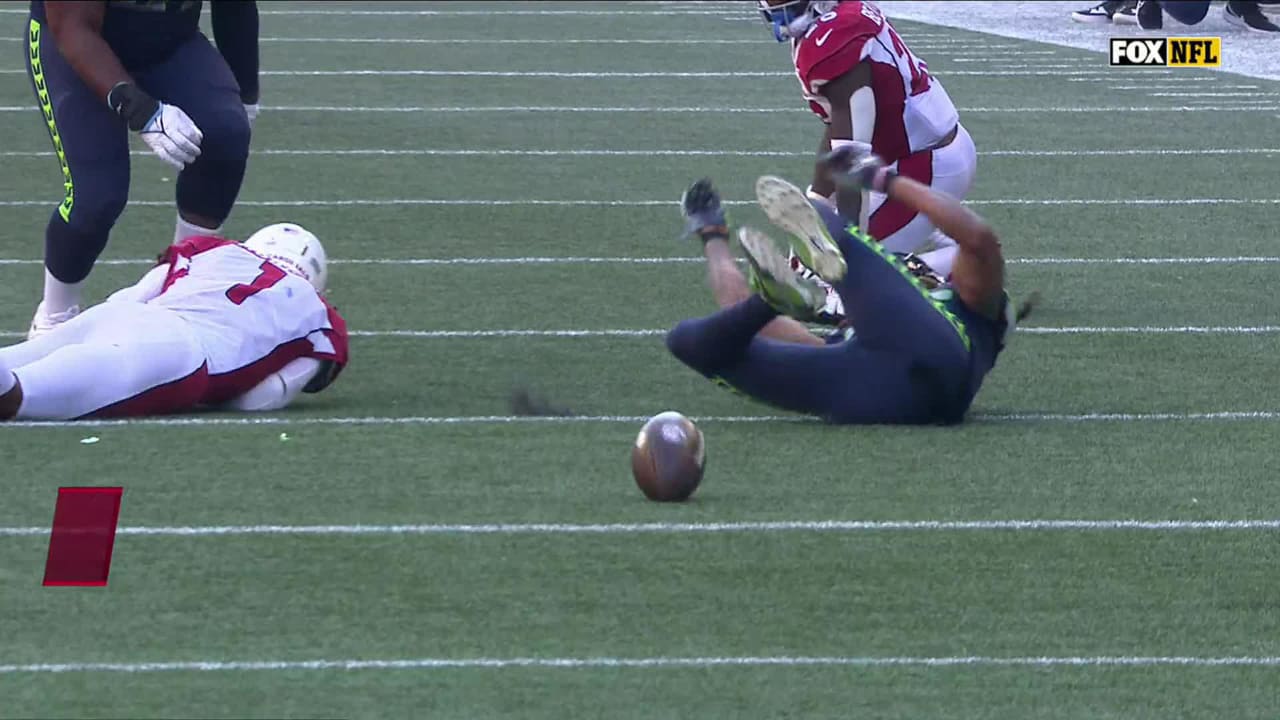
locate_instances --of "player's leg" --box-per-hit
[911,124,978,277]
[0,304,208,421]
[135,33,251,243]
[668,320,942,424]
[1162,0,1211,24]
[25,16,131,337]
[760,179,970,362]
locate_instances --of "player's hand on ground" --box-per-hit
[680,178,729,241]
[244,102,260,128]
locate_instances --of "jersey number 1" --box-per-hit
[226,261,287,305]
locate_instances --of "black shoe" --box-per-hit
[1071,1,1126,23]
[1137,0,1163,29]
[1225,1,1280,31]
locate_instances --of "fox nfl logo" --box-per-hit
[1109,37,1221,67]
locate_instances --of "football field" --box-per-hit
[2,1,1280,717]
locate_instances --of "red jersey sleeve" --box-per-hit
[312,300,349,367]
[159,235,238,292]
[793,1,884,92]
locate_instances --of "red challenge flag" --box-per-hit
[43,487,124,587]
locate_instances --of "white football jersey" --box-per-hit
[149,236,348,404]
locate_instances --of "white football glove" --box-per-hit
[244,102,260,127]
[140,103,203,169]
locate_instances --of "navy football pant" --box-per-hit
[25,19,250,284]
[666,204,971,425]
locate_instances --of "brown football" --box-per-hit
[631,412,706,502]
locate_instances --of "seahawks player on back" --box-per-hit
[666,144,1034,425]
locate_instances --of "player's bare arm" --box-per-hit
[886,178,1003,317]
[702,236,825,347]
[43,2,131,102]
[210,1,261,106]
[821,61,874,152]
[824,145,1004,319]
[820,62,875,225]
[810,126,835,199]
[682,179,824,347]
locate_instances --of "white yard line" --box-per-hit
[1,105,1274,113]
[3,519,1280,539]
[0,38,1067,50]
[3,147,1276,159]
[3,411,1280,429]
[1,655,1278,674]
[2,147,1276,159]
[1,326,1278,341]
[0,8,750,15]
[1,255,1277,267]
[1148,92,1278,98]
[1110,84,1259,90]
[0,198,1273,208]
[0,68,1160,78]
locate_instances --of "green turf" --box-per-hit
[1,2,1279,718]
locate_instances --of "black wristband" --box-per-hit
[695,225,730,244]
[106,82,160,132]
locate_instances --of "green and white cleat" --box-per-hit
[737,226,826,321]
[754,174,847,283]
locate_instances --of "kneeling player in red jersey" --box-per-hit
[758,0,977,301]
[0,223,348,421]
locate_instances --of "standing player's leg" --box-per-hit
[913,125,977,278]
[24,17,131,337]
[0,303,208,421]
[135,34,251,244]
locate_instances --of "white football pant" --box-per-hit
[869,123,978,277]
[0,302,207,420]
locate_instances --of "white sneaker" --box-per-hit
[754,175,848,283]
[28,302,80,339]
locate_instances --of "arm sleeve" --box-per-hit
[224,357,322,412]
[211,1,260,103]
[105,265,169,304]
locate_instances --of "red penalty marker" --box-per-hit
[43,487,124,587]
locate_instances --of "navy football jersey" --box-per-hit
[30,0,202,70]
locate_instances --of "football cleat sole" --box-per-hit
[738,226,825,319]
[754,175,848,283]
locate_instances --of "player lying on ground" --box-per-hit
[0,223,348,421]
[665,147,1017,425]
[757,0,977,280]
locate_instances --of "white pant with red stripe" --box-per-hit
[869,123,978,269]
[0,302,208,420]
